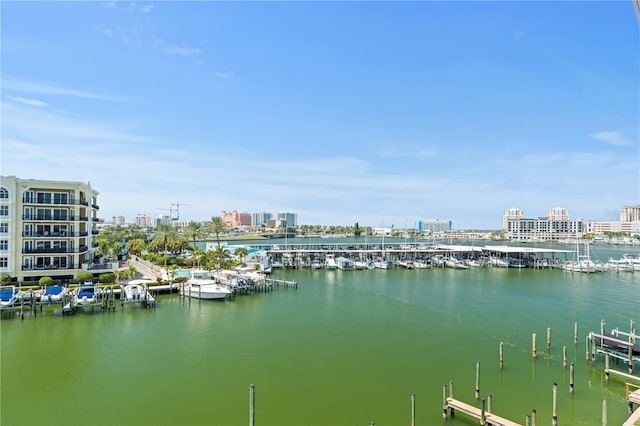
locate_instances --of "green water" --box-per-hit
[2,247,639,425]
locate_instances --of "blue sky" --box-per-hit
[2,1,638,229]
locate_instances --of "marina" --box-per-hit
[1,242,638,425]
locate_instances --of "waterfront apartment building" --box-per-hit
[221,210,252,228]
[277,212,297,228]
[0,176,101,282]
[252,212,273,227]
[418,219,452,233]
[586,205,640,236]
[503,207,584,241]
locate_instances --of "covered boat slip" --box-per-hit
[262,242,576,268]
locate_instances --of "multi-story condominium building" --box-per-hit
[620,205,640,222]
[252,212,273,227]
[111,215,125,225]
[586,205,640,236]
[419,219,452,233]
[277,212,297,228]
[220,210,252,228]
[0,176,101,282]
[133,214,152,228]
[504,207,584,241]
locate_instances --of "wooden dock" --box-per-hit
[444,397,521,426]
[265,278,297,289]
[624,384,640,426]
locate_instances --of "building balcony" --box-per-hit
[22,215,72,221]
[22,247,76,254]
[92,204,100,210]
[91,229,99,235]
[22,263,76,271]
[22,197,89,206]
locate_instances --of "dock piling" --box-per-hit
[602,397,607,426]
[532,333,537,359]
[574,322,578,345]
[547,327,551,351]
[475,361,480,400]
[499,341,504,369]
[411,392,415,426]
[532,408,537,426]
[442,384,448,420]
[480,398,486,425]
[525,413,530,426]
[552,383,558,426]
[569,362,575,394]
[563,346,567,368]
[249,384,255,426]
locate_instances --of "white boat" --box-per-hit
[74,282,102,306]
[311,260,324,269]
[489,256,509,268]
[563,242,603,273]
[445,257,468,269]
[622,254,640,271]
[184,270,233,300]
[325,254,337,270]
[335,256,354,270]
[122,282,147,302]
[395,259,415,269]
[0,286,20,309]
[374,258,390,269]
[413,260,430,269]
[508,258,527,269]
[606,258,633,272]
[466,259,482,268]
[40,285,68,303]
[353,260,369,270]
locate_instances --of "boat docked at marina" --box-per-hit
[374,258,391,269]
[324,254,337,270]
[0,286,20,309]
[183,270,233,300]
[122,280,152,303]
[335,256,354,270]
[74,282,102,306]
[563,242,603,273]
[40,285,68,303]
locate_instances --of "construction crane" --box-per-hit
[170,202,191,221]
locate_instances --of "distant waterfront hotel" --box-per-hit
[0,176,101,282]
[504,206,640,241]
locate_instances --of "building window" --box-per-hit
[0,257,7,268]
[0,187,7,200]
[0,206,8,217]
[0,223,7,234]
[0,240,7,251]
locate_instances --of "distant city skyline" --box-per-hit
[2,2,638,229]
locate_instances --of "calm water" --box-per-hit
[2,243,639,426]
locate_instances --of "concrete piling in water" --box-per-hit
[475,361,480,400]
[480,397,486,425]
[585,335,590,361]
[499,341,504,369]
[574,322,578,345]
[487,394,492,413]
[525,414,530,426]
[602,397,607,426]
[563,346,567,368]
[449,380,455,418]
[547,327,551,351]
[605,354,610,380]
[569,362,575,394]
[532,333,537,359]
[442,384,448,420]
[249,384,255,426]
[532,408,537,426]
[552,383,558,426]
[410,392,415,426]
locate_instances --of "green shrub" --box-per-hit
[99,272,116,283]
[0,273,11,285]
[38,276,54,287]
[76,271,94,283]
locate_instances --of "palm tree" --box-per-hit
[184,221,205,252]
[208,216,227,248]
[206,246,227,270]
[235,247,248,266]
[127,238,146,256]
[152,224,178,269]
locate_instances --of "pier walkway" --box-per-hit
[445,397,521,426]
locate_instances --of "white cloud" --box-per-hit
[163,45,202,57]
[6,96,48,107]
[3,77,124,102]
[214,71,234,79]
[589,131,632,146]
